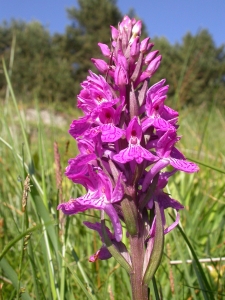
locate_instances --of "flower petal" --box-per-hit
[164,213,180,234]
[104,204,123,242]
[57,192,104,215]
[114,145,157,164]
[101,124,124,142]
[89,247,112,262]
[69,116,91,138]
[157,192,184,210]
[169,157,199,173]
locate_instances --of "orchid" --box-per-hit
[58,15,199,300]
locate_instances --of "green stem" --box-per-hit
[129,211,148,300]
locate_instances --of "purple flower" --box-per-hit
[58,166,124,242]
[146,171,184,234]
[77,71,118,115]
[141,79,176,132]
[83,222,113,261]
[113,117,158,164]
[142,130,199,191]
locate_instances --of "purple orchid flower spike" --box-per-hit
[59,15,199,299]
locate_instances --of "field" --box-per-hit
[0,67,225,299]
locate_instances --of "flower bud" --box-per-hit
[145,50,159,64]
[146,55,162,76]
[119,15,132,33]
[91,58,108,73]
[130,37,140,57]
[110,26,119,40]
[140,37,150,53]
[98,43,111,57]
[132,20,142,36]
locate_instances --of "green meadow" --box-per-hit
[0,63,224,300]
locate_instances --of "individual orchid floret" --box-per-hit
[118,15,133,35]
[65,138,96,183]
[146,171,184,234]
[69,115,92,138]
[86,107,125,142]
[113,117,158,164]
[58,167,124,242]
[88,123,125,142]
[160,105,179,125]
[140,38,153,53]
[142,130,199,191]
[130,37,140,57]
[114,50,129,86]
[77,71,118,115]
[132,20,142,37]
[83,221,113,261]
[59,15,199,297]
[144,50,159,65]
[130,20,142,44]
[141,79,176,132]
[146,55,162,76]
[137,55,162,85]
[110,25,119,40]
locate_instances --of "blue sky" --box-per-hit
[1,0,225,46]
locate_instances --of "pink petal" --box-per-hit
[153,118,175,131]
[164,213,180,234]
[101,124,124,142]
[69,116,91,138]
[114,145,157,164]
[98,43,111,57]
[169,157,199,173]
[112,173,124,203]
[104,204,122,242]
[57,194,104,215]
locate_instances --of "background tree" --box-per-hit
[0,20,75,103]
[152,30,225,108]
[61,0,123,94]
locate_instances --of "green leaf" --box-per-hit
[121,196,138,236]
[0,258,32,300]
[143,201,164,284]
[173,216,214,300]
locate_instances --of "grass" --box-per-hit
[0,64,225,299]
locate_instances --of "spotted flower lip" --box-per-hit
[113,117,158,164]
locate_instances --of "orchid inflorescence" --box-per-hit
[58,15,199,295]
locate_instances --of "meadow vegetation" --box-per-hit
[0,0,225,299]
